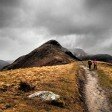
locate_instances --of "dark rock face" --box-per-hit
[45,40,62,47]
[3,40,78,70]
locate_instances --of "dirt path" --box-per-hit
[81,66,111,112]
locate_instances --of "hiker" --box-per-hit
[93,59,97,70]
[88,60,92,70]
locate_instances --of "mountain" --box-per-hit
[3,40,78,70]
[0,60,9,70]
[70,48,87,60]
[82,54,112,63]
[70,48,112,63]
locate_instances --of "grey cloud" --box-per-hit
[85,0,112,26]
[0,28,55,60]
[0,0,112,60]
[0,0,20,7]
[32,0,112,55]
[0,7,16,27]
[0,0,26,28]
[27,0,111,36]
[86,0,112,7]
[0,0,112,35]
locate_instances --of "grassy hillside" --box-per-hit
[98,62,112,80]
[0,63,84,112]
[97,62,112,105]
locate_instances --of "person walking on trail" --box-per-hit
[88,60,92,70]
[93,59,97,70]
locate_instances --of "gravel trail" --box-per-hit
[81,66,111,112]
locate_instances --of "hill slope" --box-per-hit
[0,63,85,112]
[0,60,9,70]
[97,62,112,107]
[3,40,78,70]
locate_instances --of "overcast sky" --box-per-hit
[0,0,112,60]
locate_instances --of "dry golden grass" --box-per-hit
[97,62,112,105]
[98,62,112,79]
[0,62,84,112]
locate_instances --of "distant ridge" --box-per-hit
[3,40,78,70]
[0,60,9,70]
[70,48,87,59]
[82,54,112,63]
[70,48,112,63]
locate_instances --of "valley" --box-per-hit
[0,40,112,112]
